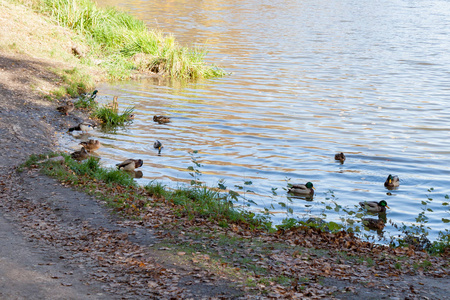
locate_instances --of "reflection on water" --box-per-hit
[83,0,450,241]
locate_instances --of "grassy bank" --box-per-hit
[22,153,272,230]
[0,0,224,99]
[30,0,224,80]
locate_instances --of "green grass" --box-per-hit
[22,152,272,231]
[92,104,134,127]
[31,0,225,80]
[49,67,95,100]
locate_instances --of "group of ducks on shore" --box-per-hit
[57,98,169,173]
[287,152,400,231]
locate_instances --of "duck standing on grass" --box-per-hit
[384,174,400,188]
[70,147,89,161]
[287,182,315,196]
[334,152,346,163]
[154,140,163,155]
[116,159,143,171]
[79,139,101,152]
[57,101,74,116]
[68,122,97,134]
[153,115,171,124]
[359,200,390,213]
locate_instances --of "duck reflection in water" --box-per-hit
[362,217,386,235]
[125,170,143,179]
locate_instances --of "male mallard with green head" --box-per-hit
[153,115,171,124]
[359,200,390,213]
[287,182,315,196]
[154,140,163,154]
[70,147,89,161]
[79,139,101,152]
[384,174,400,188]
[57,101,74,116]
[116,159,143,171]
[334,152,346,163]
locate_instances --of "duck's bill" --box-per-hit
[386,205,390,209]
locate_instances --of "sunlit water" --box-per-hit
[72,0,450,241]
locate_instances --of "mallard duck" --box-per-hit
[361,218,385,230]
[70,147,89,161]
[153,140,163,154]
[359,200,390,213]
[153,115,171,124]
[56,101,74,116]
[116,159,143,171]
[384,174,400,188]
[334,152,346,163]
[79,139,101,152]
[68,122,97,134]
[287,182,315,196]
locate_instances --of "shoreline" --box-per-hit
[0,1,448,298]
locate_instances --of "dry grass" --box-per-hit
[0,0,105,95]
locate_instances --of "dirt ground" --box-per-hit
[0,51,449,299]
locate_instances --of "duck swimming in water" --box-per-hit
[384,174,400,188]
[287,182,315,196]
[116,159,143,171]
[334,152,346,163]
[359,200,390,213]
[153,140,163,154]
[153,115,170,124]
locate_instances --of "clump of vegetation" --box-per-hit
[92,105,134,127]
[75,89,98,110]
[89,95,134,127]
[29,0,225,80]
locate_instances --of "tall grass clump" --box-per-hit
[92,105,134,127]
[32,0,225,80]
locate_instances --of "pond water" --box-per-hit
[82,0,450,241]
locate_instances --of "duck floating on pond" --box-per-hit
[153,115,170,124]
[287,182,315,196]
[116,159,143,171]
[334,152,346,163]
[384,174,400,188]
[359,200,390,213]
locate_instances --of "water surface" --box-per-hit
[84,0,450,241]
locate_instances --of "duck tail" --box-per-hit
[68,125,80,132]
